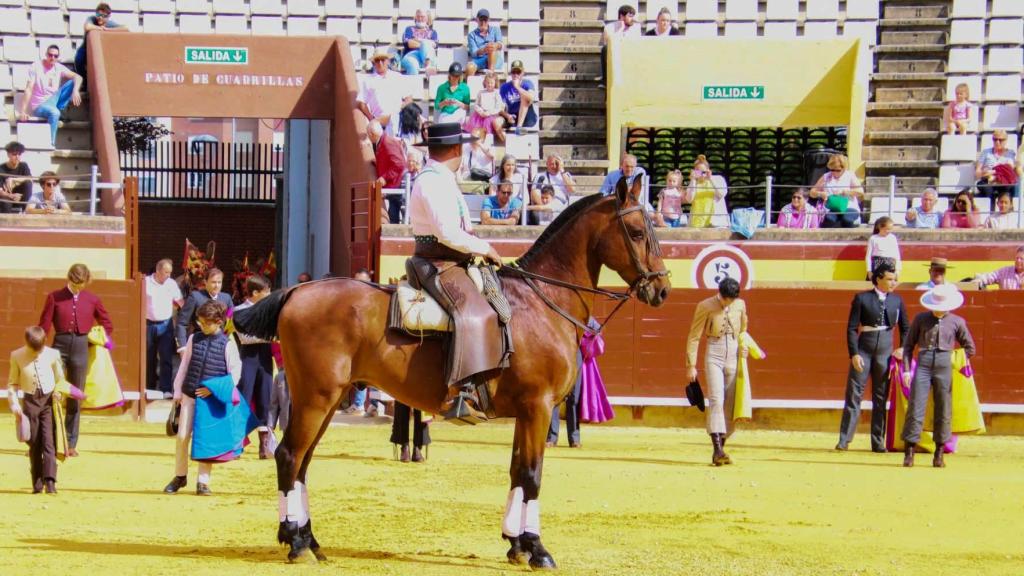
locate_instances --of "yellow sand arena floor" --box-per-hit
[0,415,1021,576]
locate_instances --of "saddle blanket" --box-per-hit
[395,267,484,333]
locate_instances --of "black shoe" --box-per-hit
[872,447,888,453]
[834,443,848,451]
[411,446,425,463]
[44,479,57,494]
[196,483,212,496]
[163,475,187,494]
[933,448,945,468]
[399,444,411,463]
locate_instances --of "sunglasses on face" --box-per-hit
[46,53,59,59]
[994,138,1006,142]
[43,181,58,187]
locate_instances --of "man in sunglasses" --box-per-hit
[18,45,83,147]
[75,3,127,92]
[25,172,71,215]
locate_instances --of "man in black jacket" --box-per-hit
[836,262,908,452]
[176,268,234,353]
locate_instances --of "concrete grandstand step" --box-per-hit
[542,115,606,131]
[871,72,946,82]
[865,160,940,171]
[876,59,945,74]
[543,86,605,103]
[874,86,945,103]
[543,143,606,160]
[862,145,937,162]
[539,129,604,141]
[540,72,601,82]
[567,174,606,189]
[865,176,937,192]
[540,45,601,55]
[877,18,948,29]
[866,101,945,115]
[872,45,947,55]
[560,158,608,172]
[864,131,938,142]
[543,32,603,46]
[542,59,601,74]
[883,4,947,20]
[539,100,606,112]
[866,117,942,132]
[542,6,601,21]
[879,30,948,46]
[540,20,603,31]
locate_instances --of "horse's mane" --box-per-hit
[515,192,609,269]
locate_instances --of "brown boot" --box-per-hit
[440,382,488,426]
[411,446,425,463]
[903,443,915,467]
[933,447,945,468]
[711,434,727,466]
[399,444,411,463]
[258,430,271,460]
[718,434,732,465]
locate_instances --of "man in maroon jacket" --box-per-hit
[39,263,113,455]
[368,119,407,224]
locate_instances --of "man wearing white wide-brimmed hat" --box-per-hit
[356,47,413,136]
[900,284,976,468]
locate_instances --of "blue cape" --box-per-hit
[191,374,259,462]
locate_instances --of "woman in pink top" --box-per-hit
[940,189,982,229]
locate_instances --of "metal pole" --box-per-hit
[888,174,896,220]
[89,164,98,216]
[765,175,773,227]
[643,173,650,208]
[403,173,411,225]
[1017,181,1023,228]
[520,180,528,225]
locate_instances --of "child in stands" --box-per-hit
[945,83,974,136]
[466,71,506,143]
[658,170,686,228]
[866,216,901,280]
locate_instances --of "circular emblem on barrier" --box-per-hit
[690,243,754,289]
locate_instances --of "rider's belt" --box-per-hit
[414,237,472,261]
[859,325,892,332]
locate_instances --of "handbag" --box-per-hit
[825,194,849,213]
[166,400,181,436]
[468,150,491,182]
[685,379,705,412]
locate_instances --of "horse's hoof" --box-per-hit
[504,536,529,565]
[287,548,319,565]
[310,547,328,562]
[529,553,557,570]
[519,532,557,570]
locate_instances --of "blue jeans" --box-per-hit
[146,319,176,393]
[401,43,435,75]
[352,386,367,408]
[33,80,74,145]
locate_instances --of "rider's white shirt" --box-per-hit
[409,159,493,255]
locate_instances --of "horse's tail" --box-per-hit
[233,288,293,340]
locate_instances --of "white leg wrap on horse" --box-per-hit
[300,480,311,523]
[286,481,309,526]
[278,491,287,522]
[523,500,540,536]
[502,487,525,537]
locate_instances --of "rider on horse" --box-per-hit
[407,122,504,425]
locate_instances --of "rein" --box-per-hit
[499,193,669,336]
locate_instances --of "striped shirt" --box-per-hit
[978,265,1024,290]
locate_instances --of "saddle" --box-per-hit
[388,256,513,387]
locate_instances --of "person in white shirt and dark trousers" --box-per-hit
[865,216,901,281]
[145,258,184,398]
[234,275,275,459]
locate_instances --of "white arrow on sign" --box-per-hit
[232,50,244,62]
[751,87,762,98]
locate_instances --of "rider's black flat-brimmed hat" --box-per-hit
[423,122,477,146]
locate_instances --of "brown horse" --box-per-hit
[233,176,671,567]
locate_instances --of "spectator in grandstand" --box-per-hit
[7,326,65,494]
[146,258,184,399]
[944,82,974,136]
[75,3,128,92]
[900,284,975,468]
[644,7,680,36]
[400,9,438,76]
[687,155,730,229]
[434,62,471,124]
[397,102,426,152]
[974,245,1024,290]
[460,127,496,188]
[0,141,32,213]
[686,278,748,466]
[25,172,71,215]
[39,263,113,457]
[466,9,504,77]
[985,191,1017,229]
[466,71,506,142]
[532,154,576,205]
[369,119,408,222]
[18,45,83,147]
[481,180,523,225]
[866,217,901,279]
[176,268,234,354]
[658,170,686,227]
[499,60,537,133]
[916,257,950,291]
[406,147,423,180]
[905,188,942,229]
[234,275,275,459]
[599,153,647,195]
[357,48,414,136]
[811,154,864,228]
[836,261,908,453]
[941,189,982,229]
[976,129,1016,202]
[776,188,820,229]
[599,4,640,86]
[490,154,526,197]
[528,184,567,226]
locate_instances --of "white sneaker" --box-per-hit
[342,405,365,416]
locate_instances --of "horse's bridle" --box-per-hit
[502,194,670,336]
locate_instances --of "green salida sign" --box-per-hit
[702,85,765,100]
[184,47,249,65]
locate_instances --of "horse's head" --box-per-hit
[594,176,672,306]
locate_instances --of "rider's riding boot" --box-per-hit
[933,445,946,468]
[903,443,916,468]
[441,381,488,426]
[711,434,728,466]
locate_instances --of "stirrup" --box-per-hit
[442,392,488,426]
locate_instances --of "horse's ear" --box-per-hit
[615,175,628,204]
[628,176,644,203]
